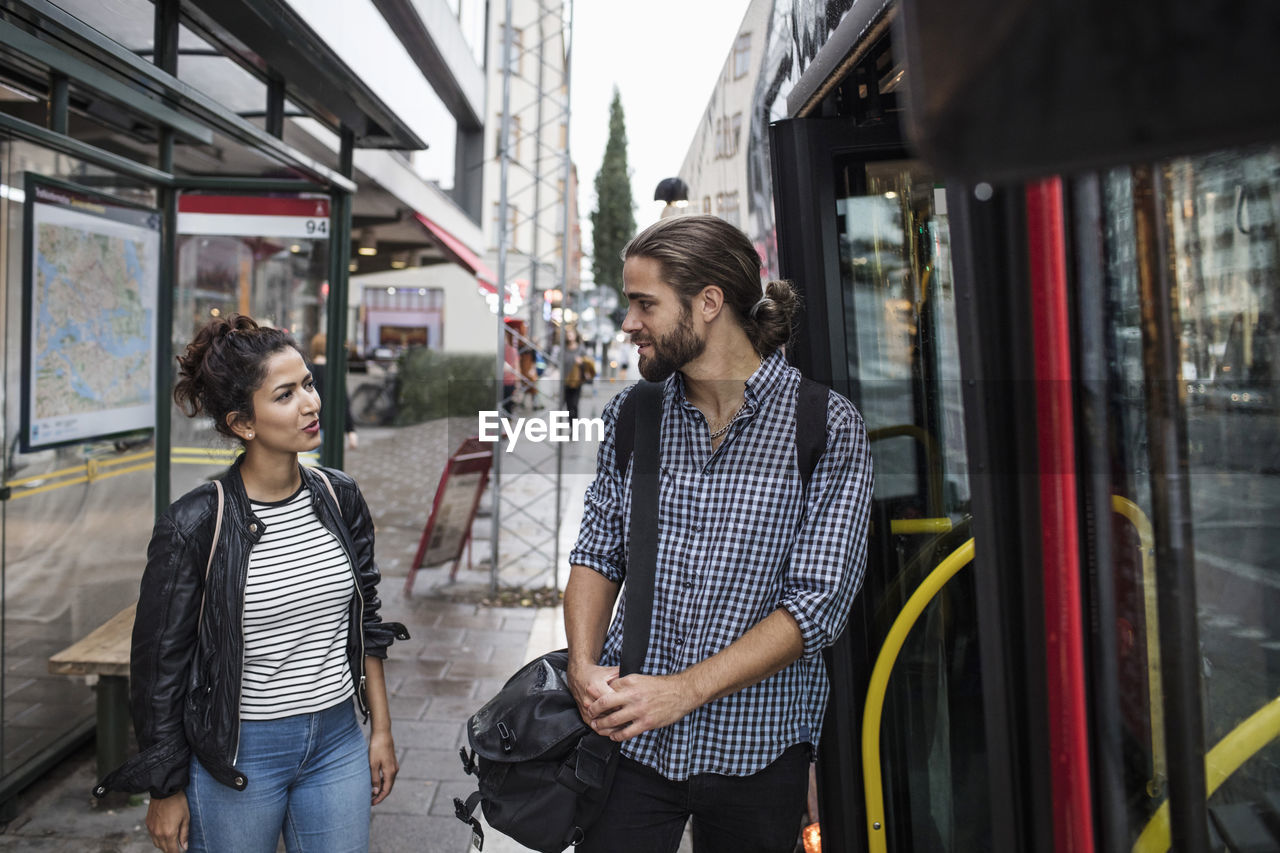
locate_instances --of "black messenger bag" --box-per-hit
[454,650,618,852]
[454,380,663,852]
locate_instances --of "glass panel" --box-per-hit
[0,139,155,783]
[1170,147,1280,812]
[834,156,986,850]
[169,208,330,499]
[1098,167,1165,841]
[1099,144,1280,844]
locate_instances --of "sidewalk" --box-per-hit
[0,402,598,852]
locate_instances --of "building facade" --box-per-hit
[482,0,578,350]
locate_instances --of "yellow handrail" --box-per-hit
[1111,495,1166,798]
[1132,695,1280,852]
[862,537,975,853]
[888,517,953,536]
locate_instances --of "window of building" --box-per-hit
[493,202,518,243]
[734,32,752,80]
[494,114,522,162]
[507,27,524,76]
[717,191,741,227]
[715,112,743,159]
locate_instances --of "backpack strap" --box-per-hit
[796,376,830,491]
[314,468,342,519]
[616,377,829,489]
[614,387,639,479]
[619,381,663,677]
[196,480,225,634]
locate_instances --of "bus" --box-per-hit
[766,1,1280,850]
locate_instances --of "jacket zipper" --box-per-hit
[232,527,249,767]
[322,479,368,715]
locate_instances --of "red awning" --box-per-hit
[415,212,497,291]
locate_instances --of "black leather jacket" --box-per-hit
[95,459,407,799]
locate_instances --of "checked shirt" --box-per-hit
[569,350,873,780]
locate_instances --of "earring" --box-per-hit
[246,432,255,440]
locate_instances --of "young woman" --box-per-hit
[97,315,407,853]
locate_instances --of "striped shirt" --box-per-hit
[242,485,355,719]
[569,351,873,779]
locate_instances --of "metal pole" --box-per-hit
[155,128,176,514]
[1133,163,1210,851]
[322,127,355,470]
[48,72,68,134]
[528,2,546,345]
[553,0,575,591]
[491,0,516,595]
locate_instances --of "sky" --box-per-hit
[568,0,753,286]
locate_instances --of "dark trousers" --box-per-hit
[564,385,583,421]
[578,744,810,853]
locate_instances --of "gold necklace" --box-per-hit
[708,403,742,440]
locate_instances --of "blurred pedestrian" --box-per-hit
[503,328,521,414]
[565,216,873,853]
[97,314,407,853]
[561,327,596,421]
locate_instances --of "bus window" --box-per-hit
[1100,144,1280,845]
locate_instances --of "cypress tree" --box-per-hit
[591,88,636,301]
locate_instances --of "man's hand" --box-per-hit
[567,660,619,721]
[584,673,699,742]
[146,791,190,853]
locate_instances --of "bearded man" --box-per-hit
[565,215,873,853]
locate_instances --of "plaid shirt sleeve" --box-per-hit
[568,387,631,582]
[779,400,873,660]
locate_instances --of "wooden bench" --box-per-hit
[48,604,134,793]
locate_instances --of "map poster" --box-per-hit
[21,176,160,452]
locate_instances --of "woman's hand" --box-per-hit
[369,730,398,805]
[146,791,190,853]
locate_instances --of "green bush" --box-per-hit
[394,347,496,424]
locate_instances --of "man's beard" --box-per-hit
[636,310,705,382]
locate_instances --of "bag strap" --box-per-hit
[619,381,663,677]
[795,376,830,490]
[313,468,342,519]
[196,480,225,633]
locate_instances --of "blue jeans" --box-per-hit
[578,744,810,853]
[187,700,370,853]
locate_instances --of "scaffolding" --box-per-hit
[490,0,576,594]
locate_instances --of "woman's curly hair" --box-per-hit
[173,314,299,440]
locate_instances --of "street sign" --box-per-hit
[404,437,494,594]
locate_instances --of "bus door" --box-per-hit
[772,116,988,852]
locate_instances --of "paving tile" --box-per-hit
[462,628,533,647]
[393,719,467,749]
[371,812,472,853]
[435,610,507,630]
[420,679,476,699]
[421,695,482,722]
[388,694,431,720]
[393,664,449,689]
[444,659,522,679]
[397,746,467,782]
[429,780,478,818]
[469,678,508,700]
